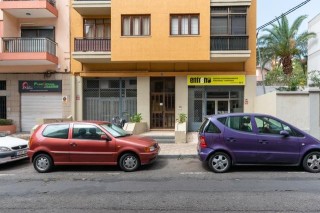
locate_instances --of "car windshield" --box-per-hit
[100,123,129,138]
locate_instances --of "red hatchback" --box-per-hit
[27,121,160,173]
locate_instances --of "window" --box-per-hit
[226,116,252,132]
[42,124,69,139]
[84,19,111,38]
[0,81,6,90]
[21,28,55,41]
[0,96,6,119]
[211,7,247,35]
[170,14,199,35]
[72,124,105,140]
[205,122,221,133]
[121,15,150,36]
[254,116,304,137]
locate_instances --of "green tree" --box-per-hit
[259,15,316,75]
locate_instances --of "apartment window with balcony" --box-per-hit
[170,14,199,35]
[121,15,150,36]
[21,27,55,41]
[210,7,248,50]
[84,19,111,38]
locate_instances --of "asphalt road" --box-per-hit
[1,157,320,212]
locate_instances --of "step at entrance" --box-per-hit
[139,131,175,143]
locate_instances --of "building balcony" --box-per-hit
[0,0,58,18]
[0,37,58,66]
[72,0,111,16]
[210,35,251,62]
[72,38,111,63]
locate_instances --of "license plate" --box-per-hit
[16,150,27,156]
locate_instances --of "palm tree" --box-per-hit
[258,15,316,75]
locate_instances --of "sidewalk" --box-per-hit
[11,132,198,158]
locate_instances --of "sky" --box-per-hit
[257,0,320,33]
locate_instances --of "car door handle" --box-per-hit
[69,143,77,147]
[258,140,268,144]
[226,138,236,142]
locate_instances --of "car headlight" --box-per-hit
[144,145,156,152]
[0,146,11,152]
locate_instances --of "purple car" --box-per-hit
[197,113,320,173]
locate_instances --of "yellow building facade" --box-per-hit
[71,0,256,131]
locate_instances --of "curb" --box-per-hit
[158,154,198,159]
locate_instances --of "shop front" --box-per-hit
[187,75,245,131]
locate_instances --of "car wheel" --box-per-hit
[119,153,140,172]
[208,152,231,173]
[303,152,320,173]
[33,153,53,173]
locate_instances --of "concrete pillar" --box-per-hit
[137,77,150,129]
[175,76,188,121]
[75,76,83,121]
[244,75,256,113]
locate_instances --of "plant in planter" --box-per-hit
[175,113,187,143]
[124,113,147,135]
[0,119,16,134]
[130,113,143,123]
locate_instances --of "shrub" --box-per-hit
[130,113,142,123]
[0,119,13,126]
[176,113,187,123]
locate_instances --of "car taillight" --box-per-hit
[199,136,207,148]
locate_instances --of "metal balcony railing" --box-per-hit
[210,35,249,51]
[2,0,56,7]
[74,38,111,52]
[2,37,57,56]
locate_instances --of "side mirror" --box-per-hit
[280,130,289,137]
[101,135,111,141]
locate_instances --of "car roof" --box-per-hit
[41,120,111,126]
[206,113,272,119]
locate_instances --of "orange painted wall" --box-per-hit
[111,0,210,62]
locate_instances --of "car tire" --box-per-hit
[119,153,140,172]
[208,152,231,173]
[33,153,54,173]
[302,151,320,173]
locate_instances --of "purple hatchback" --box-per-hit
[197,113,320,173]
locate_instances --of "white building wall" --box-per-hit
[308,13,320,84]
[137,77,150,129]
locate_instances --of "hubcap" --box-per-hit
[212,155,228,171]
[307,154,320,171]
[36,157,49,171]
[123,156,137,169]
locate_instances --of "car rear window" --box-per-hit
[199,118,210,133]
[42,124,69,139]
[199,118,221,134]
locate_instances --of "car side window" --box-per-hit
[42,124,69,139]
[205,122,221,133]
[255,116,294,136]
[72,124,105,140]
[226,116,253,133]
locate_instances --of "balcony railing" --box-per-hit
[74,38,111,52]
[210,35,248,51]
[2,37,57,55]
[2,0,56,7]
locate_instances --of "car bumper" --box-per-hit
[0,149,28,164]
[198,147,213,162]
[140,147,160,165]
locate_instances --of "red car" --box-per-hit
[27,121,160,173]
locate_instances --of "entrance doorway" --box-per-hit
[150,77,175,129]
[206,100,229,115]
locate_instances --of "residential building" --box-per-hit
[308,13,320,85]
[70,0,256,132]
[0,0,71,131]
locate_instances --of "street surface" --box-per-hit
[1,157,320,212]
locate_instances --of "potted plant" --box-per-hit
[123,113,148,135]
[0,119,16,134]
[175,113,187,143]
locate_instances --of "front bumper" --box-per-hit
[0,149,28,164]
[140,147,161,165]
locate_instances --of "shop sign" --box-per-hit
[187,75,245,86]
[19,80,62,93]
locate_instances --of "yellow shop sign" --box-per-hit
[187,75,245,86]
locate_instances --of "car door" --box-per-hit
[222,115,260,164]
[69,123,116,163]
[253,116,301,164]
